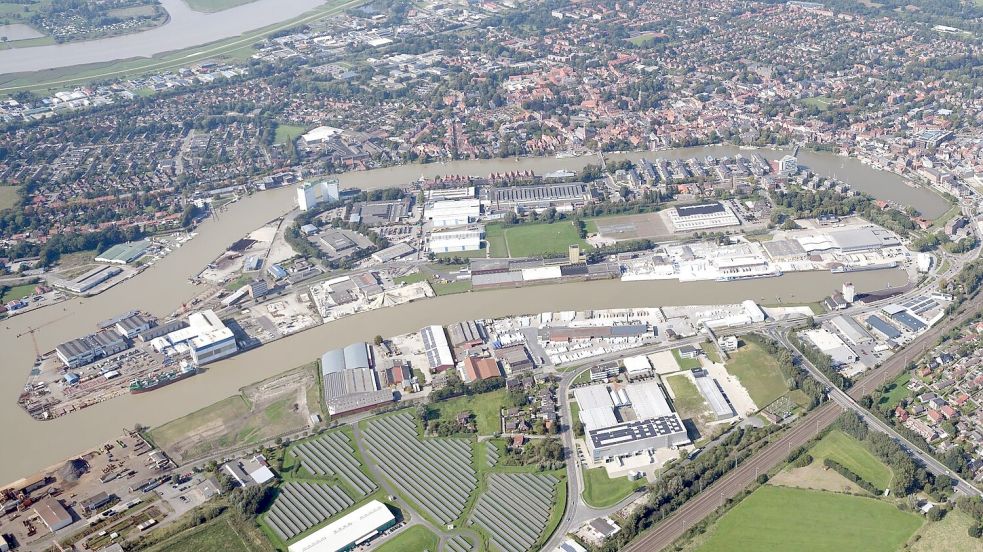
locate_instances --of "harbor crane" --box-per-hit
[15,313,72,362]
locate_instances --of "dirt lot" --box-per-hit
[148,364,321,464]
[768,462,866,495]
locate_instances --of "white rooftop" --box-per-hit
[288,500,394,552]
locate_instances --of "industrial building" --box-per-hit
[804,328,858,366]
[287,500,396,552]
[865,315,902,340]
[113,313,154,339]
[320,343,393,416]
[297,180,340,211]
[447,320,486,350]
[830,315,873,346]
[427,198,480,227]
[487,182,591,213]
[668,202,740,231]
[150,310,238,366]
[429,225,484,253]
[883,304,927,332]
[95,241,151,264]
[624,356,652,378]
[53,265,122,294]
[461,356,502,382]
[421,325,455,372]
[692,370,735,419]
[56,330,129,368]
[540,323,649,342]
[795,226,900,254]
[574,380,689,461]
[350,198,413,226]
[34,497,73,532]
[371,243,416,263]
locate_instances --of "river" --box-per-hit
[0,0,331,75]
[0,148,926,482]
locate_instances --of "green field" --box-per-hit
[725,341,788,409]
[430,279,471,296]
[801,96,833,111]
[436,247,487,260]
[502,221,590,258]
[0,185,20,210]
[485,224,508,257]
[698,486,922,552]
[0,283,36,303]
[808,430,893,489]
[431,388,505,435]
[700,341,721,364]
[394,271,428,285]
[908,510,981,552]
[877,372,912,408]
[672,348,702,370]
[144,514,271,552]
[183,0,260,12]
[373,525,439,552]
[666,374,709,418]
[274,123,306,145]
[581,467,637,508]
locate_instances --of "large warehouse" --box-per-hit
[668,202,740,231]
[321,343,393,416]
[287,500,396,552]
[429,225,484,253]
[427,198,480,227]
[574,380,689,461]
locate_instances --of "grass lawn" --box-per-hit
[226,274,251,291]
[877,372,912,408]
[182,0,261,12]
[725,341,788,409]
[374,525,438,552]
[572,369,592,385]
[0,185,19,210]
[484,223,508,257]
[503,221,589,258]
[666,374,710,417]
[0,283,36,303]
[808,430,893,489]
[700,342,721,364]
[436,247,487,260]
[698,486,922,552]
[801,96,833,111]
[431,388,505,435]
[394,271,427,285]
[274,123,307,145]
[430,278,471,296]
[144,514,270,552]
[672,349,702,370]
[908,510,980,552]
[581,467,637,508]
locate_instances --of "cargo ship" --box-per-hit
[129,363,197,394]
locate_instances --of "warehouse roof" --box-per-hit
[288,500,395,552]
[588,416,686,450]
[675,202,725,217]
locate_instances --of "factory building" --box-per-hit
[830,315,873,346]
[795,227,900,254]
[114,313,154,339]
[95,241,151,265]
[487,182,591,213]
[53,265,122,294]
[56,330,129,368]
[421,325,455,372]
[865,315,902,340]
[150,310,238,366]
[321,343,393,416]
[297,180,340,211]
[429,225,484,253]
[427,199,480,227]
[668,202,740,231]
[693,370,735,419]
[574,380,689,461]
[287,500,396,552]
[33,497,73,532]
[461,356,502,383]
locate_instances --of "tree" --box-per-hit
[373,335,384,346]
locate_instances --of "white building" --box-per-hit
[668,202,740,231]
[718,335,739,352]
[427,199,480,227]
[297,180,340,211]
[157,310,238,366]
[287,500,396,552]
[623,355,652,377]
[300,125,343,144]
[429,225,484,253]
[742,300,766,323]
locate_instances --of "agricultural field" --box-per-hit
[263,482,354,541]
[696,486,922,552]
[581,467,637,508]
[285,430,377,496]
[374,525,440,552]
[807,430,893,490]
[469,472,560,552]
[361,412,477,525]
[724,341,788,409]
[431,388,506,435]
[148,365,319,462]
[502,221,590,258]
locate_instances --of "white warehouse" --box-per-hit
[429,225,484,253]
[427,198,480,227]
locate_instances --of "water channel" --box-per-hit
[0,147,935,482]
[0,0,331,75]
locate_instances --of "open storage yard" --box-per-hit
[361,412,477,525]
[148,364,320,463]
[469,472,560,552]
[695,485,922,552]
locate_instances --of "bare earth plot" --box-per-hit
[768,462,867,495]
[149,364,319,463]
[589,212,671,241]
